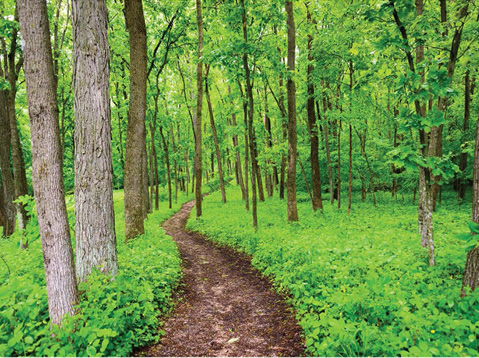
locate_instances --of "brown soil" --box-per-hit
[138,200,304,357]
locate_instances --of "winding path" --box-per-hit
[140,200,304,357]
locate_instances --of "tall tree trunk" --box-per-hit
[205,66,226,203]
[73,0,118,281]
[160,126,172,209]
[5,7,29,227]
[124,0,147,240]
[306,4,322,211]
[240,0,257,229]
[195,0,203,218]
[264,85,273,197]
[286,0,298,222]
[18,0,78,324]
[279,78,287,200]
[239,82,250,211]
[459,70,470,200]
[0,90,15,236]
[319,88,334,204]
[462,105,479,295]
[231,88,246,200]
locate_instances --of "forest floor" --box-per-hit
[138,199,304,357]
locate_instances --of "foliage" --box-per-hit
[0,191,190,357]
[188,187,479,357]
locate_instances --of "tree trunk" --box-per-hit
[462,102,479,294]
[241,0,257,229]
[124,0,147,240]
[18,0,78,324]
[160,126,172,209]
[73,0,118,281]
[205,66,226,203]
[195,0,203,218]
[0,90,15,236]
[5,7,29,227]
[286,0,298,222]
[319,90,334,204]
[306,4,322,211]
[459,70,470,200]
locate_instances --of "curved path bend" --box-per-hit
[140,200,304,357]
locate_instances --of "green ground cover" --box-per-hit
[0,190,191,357]
[187,187,479,357]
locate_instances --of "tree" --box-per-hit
[286,0,298,222]
[195,0,203,218]
[18,0,78,325]
[72,0,118,281]
[124,0,147,240]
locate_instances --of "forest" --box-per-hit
[1,0,479,356]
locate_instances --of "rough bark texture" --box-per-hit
[205,67,226,203]
[18,0,78,324]
[462,103,479,295]
[195,0,203,218]
[124,0,147,240]
[286,1,298,222]
[0,90,15,236]
[72,0,118,281]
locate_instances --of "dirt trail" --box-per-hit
[139,200,304,357]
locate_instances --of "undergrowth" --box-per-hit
[0,190,191,357]
[187,187,479,357]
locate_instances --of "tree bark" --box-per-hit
[205,66,226,203]
[241,0,257,229]
[0,90,15,236]
[124,0,147,240]
[458,70,470,200]
[306,5,322,211]
[462,99,479,294]
[5,7,29,227]
[73,0,118,281]
[286,1,298,222]
[195,0,203,218]
[18,0,78,324]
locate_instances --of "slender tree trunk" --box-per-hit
[18,0,78,324]
[194,0,203,217]
[264,85,274,197]
[73,0,118,281]
[240,83,250,211]
[279,79,287,201]
[160,126,172,209]
[0,90,15,236]
[124,0,147,240]
[5,8,29,227]
[205,66,226,203]
[459,70,470,200]
[231,99,246,200]
[240,0,257,229]
[286,0,298,222]
[319,91,334,204]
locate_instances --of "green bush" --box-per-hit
[188,187,479,357]
[0,191,190,357]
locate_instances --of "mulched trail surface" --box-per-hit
[138,200,304,357]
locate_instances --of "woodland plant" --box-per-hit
[189,188,479,357]
[0,192,185,357]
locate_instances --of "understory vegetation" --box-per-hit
[0,190,189,357]
[188,187,479,357]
